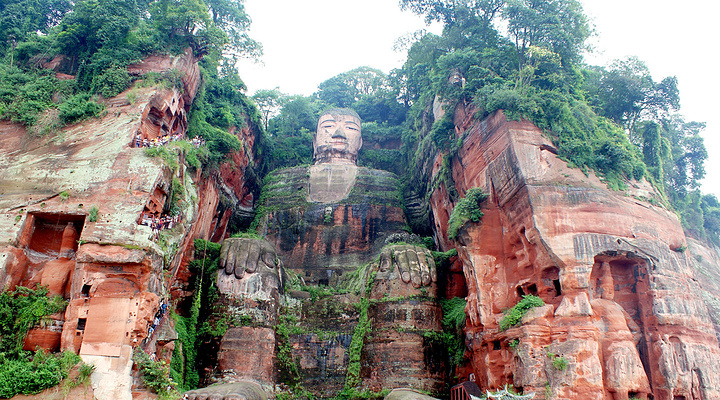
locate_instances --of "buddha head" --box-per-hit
[313,108,362,165]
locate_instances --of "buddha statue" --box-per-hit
[185,109,442,398]
[591,261,651,400]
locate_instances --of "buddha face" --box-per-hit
[313,110,362,165]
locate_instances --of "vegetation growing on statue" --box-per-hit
[448,188,489,240]
[500,295,545,331]
[439,297,467,366]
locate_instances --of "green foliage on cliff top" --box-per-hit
[1,0,262,160]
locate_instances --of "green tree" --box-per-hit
[701,195,720,245]
[149,0,220,55]
[661,115,707,198]
[0,0,71,53]
[399,0,504,50]
[205,0,262,61]
[252,88,286,131]
[588,57,680,132]
[55,0,141,58]
[637,121,670,186]
[316,67,390,108]
[503,0,591,67]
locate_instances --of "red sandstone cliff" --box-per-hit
[0,50,261,400]
[428,106,720,400]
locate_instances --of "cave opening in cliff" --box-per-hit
[23,212,85,256]
[540,266,562,302]
[13,212,86,292]
[552,279,562,296]
[591,251,654,395]
[526,283,537,295]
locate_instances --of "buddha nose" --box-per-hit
[332,127,346,139]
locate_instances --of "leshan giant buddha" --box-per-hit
[184,109,444,399]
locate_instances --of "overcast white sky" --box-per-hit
[236,0,719,198]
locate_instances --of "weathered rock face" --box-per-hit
[0,50,260,400]
[289,293,360,396]
[429,107,720,399]
[363,299,445,393]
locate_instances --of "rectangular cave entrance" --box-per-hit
[590,251,654,395]
[24,212,85,257]
[15,212,86,290]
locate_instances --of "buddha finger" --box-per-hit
[427,251,437,282]
[378,248,393,273]
[234,241,252,279]
[261,250,276,270]
[221,241,236,276]
[395,247,411,283]
[246,241,262,273]
[405,248,422,288]
[418,250,431,287]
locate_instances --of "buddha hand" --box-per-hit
[377,244,437,288]
[219,238,280,279]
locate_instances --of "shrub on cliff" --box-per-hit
[0,286,66,358]
[447,187,488,240]
[58,93,104,124]
[499,295,545,331]
[0,286,82,397]
[440,297,467,366]
[0,350,81,398]
[133,348,178,398]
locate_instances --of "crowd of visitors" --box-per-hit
[133,132,206,148]
[190,136,205,147]
[139,213,182,231]
[139,213,183,241]
[134,132,184,148]
[146,300,169,340]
